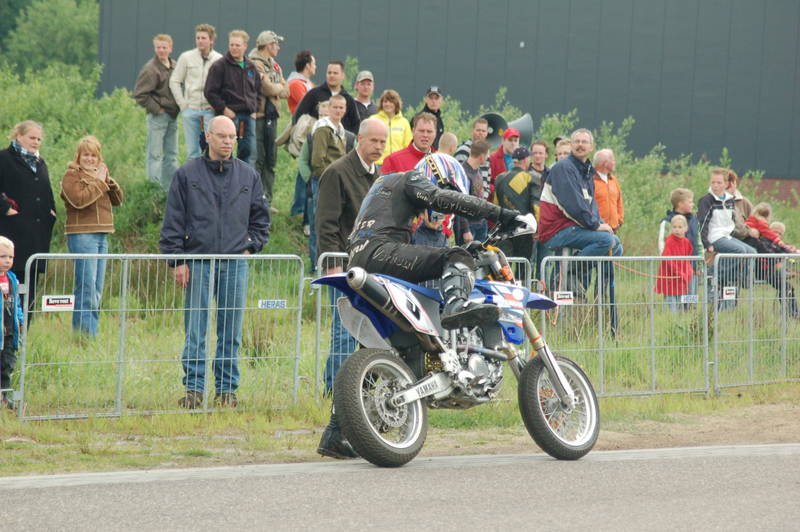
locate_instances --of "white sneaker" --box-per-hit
[303,225,310,237]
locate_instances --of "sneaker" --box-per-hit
[215,392,238,407]
[270,206,280,214]
[303,224,310,237]
[177,390,203,409]
[317,423,359,459]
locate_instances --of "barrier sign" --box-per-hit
[722,286,737,300]
[553,291,574,305]
[42,295,74,312]
[258,299,287,309]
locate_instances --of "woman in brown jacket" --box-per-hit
[60,136,123,337]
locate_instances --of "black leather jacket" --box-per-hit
[348,170,504,250]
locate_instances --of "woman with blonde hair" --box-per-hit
[0,120,57,319]
[60,136,124,336]
[371,89,412,166]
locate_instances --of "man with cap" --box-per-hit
[488,127,520,201]
[493,147,541,263]
[422,86,446,150]
[249,30,289,209]
[353,71,377,122]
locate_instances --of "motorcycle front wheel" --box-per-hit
[518,354,599,460]
[334,348,428,467]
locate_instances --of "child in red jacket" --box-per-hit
[655,215,694,312]
[745,203,797,253]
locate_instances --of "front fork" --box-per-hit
[511,312,577,410]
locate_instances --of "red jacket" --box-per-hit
[381,142,428,174]
[488,146,510,200]
[655,234,693,296]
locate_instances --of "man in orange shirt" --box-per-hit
[592,148,623,232]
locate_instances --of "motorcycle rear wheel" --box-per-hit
[334,348,428,467]
[518,354,599,460]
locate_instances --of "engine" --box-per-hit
[427,327,505,409]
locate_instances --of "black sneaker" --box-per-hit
[177,390,203,409]
[316,423,359,459]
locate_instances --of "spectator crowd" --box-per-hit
[1,22,797,417]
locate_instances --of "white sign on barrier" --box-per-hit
[41,295,74,311]
[553,291,574,305]
[722,286,737,300]
[258,299,287,309]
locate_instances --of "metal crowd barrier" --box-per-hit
[711,253,800,392]
[9,251,799,420]
[16,253,305,420]
[539,255,710,396]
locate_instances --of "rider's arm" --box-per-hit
[403,171,504,222]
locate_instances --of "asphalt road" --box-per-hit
[2,444,799,531]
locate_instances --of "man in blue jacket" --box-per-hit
[160,116,270,408]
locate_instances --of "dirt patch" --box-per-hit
[420,402,800,457]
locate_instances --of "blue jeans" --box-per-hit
[146,112,178,191]
[308,175,320,271]
[413,226,447,247]
[545,225,623,257]
[182,259,248,394]
[469,220,488,242]
[290,172,307,217]
[182,109,214,160]
[68,233,108,337]
[232,113,256,167]
[324,288,357,393]
[545,226,622,293]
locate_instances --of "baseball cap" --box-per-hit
[355,70,374,83]
[503,127,521,140]
[426,86,442,96]
[256,30,284,46]
[512,147,531,160]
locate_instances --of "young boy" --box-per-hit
[658,188,700,298]
[0,236,24,410]
[658,188,699,255]
[655,215,694,312]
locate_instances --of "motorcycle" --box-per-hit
[312,214,599,467]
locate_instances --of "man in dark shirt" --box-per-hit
[352,70,377,122]
[459,139,491,242]
[203,30,260,167]
[160,116,270,409]
[421,86,446,149]
[493,147,540,262]
[292,61,360,134]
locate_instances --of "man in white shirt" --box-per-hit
[170,24,223,160]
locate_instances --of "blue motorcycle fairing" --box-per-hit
[474,279,557,310]
[312,274,555,345]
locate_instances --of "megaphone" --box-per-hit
[481,112,534,149]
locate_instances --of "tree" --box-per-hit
[3,0,98,74]
[0,0,26,45]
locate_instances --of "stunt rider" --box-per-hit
[317,153,523,460]
[348,152,524,329]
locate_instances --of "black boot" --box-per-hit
[317,412,359,459]
[440,262,500,329]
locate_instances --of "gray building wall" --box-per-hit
[99,0,800,178]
